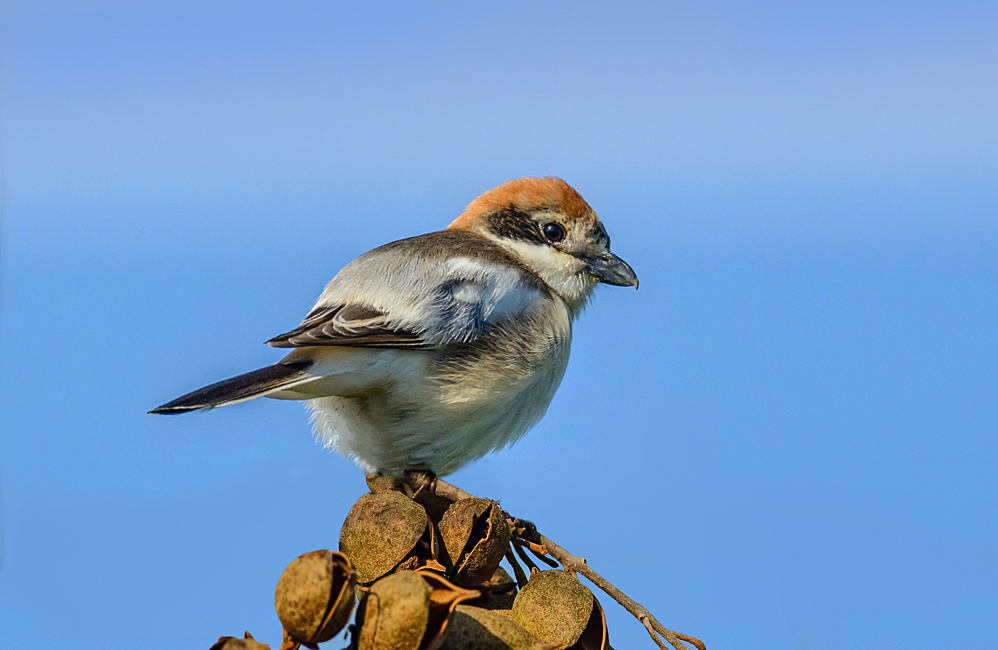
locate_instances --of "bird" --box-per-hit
[151,177,638,477]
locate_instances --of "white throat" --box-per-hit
[493,239,596,317]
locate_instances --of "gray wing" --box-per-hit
[266,303,430,349]
[267,230,550,351]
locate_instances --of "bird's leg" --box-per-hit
[400,469,446,565]
[402,468,436,500]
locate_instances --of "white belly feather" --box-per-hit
[302,337,570,476]
[278,301,573,476]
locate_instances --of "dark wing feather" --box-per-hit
[266,304,431,349]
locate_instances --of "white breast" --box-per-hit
[303,301,573,476]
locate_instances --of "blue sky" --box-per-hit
[1,1,995,648]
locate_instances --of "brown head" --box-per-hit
[448,177,637,313]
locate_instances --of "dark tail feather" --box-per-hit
[149,359,314,414]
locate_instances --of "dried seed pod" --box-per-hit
[567,596,609,650]
[274,550,356,646]
[438,498,512,587]
[511,571,594,649]
[477,597,515,619]
[418,571,482,649]
[355,570,480,650]
[341,491,429,584]
[209,631,271,650]
[487,566,517,594]
[476,566,518,614]
[439,605,559,650]
[357,571,432,650]
[366,474,397,493]
[415,491,456,525]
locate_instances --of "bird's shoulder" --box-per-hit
[364,229,543,280]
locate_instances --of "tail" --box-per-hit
[149,359,315,414]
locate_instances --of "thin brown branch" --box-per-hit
[428,477,705,650]
[504,548,529,588]
[426,517,439,561]
[428,477,474,501]
[526,542,559,567]
[642,616,670,650]
[512,539,541,574]
[278,628,301,650]
[672,630,707,650]
[526,541,549,556]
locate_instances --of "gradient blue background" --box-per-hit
[1,1,995,648]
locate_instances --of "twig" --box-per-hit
[524,542,558,567]
[504,548,529,588]
[278,628,301,650]
[673,630,707,649]
[512,539,541,575]
[427,517,439,561]
[427,477,706,650]
[642,617,670,650]
[428,478,473,501]
[525,541,550,556]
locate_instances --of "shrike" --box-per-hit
[151,177,638,476]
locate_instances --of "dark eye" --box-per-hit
[542,222,566,243]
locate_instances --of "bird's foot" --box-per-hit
[401,468,437,500]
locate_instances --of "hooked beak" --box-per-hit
[584,252,639,288]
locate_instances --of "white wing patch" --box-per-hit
[444,256,539,321]
[450,281,481,304]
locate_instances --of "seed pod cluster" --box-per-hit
[262,486,610,650]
